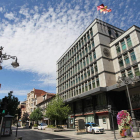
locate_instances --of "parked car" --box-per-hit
[38,123,47,130]
[85,122,104,134]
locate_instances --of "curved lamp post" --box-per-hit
[117,76,140,133]
[0,46,19,69]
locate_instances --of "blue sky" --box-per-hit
[0,0,140,102]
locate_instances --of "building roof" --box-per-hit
[36,94,56,106]
[33,89,47,97]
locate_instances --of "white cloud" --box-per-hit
[0,2,97,85]
[4,12,15,20]
[0,89,31,96]
[0,0,139,86]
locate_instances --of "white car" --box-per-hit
[38,123,47,130]
[85,123,104,134]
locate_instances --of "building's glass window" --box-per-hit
[89,81,91,90]
[81,74,83,80]
[90,53,92,62]
[80,51,82,59]
[92,41,94,48]
[78,75,80,82]
[116,44,121,53]
[76,76,78,83]
[90,30,93,37]
[130,51,136,62]
[134,66,140,76]
[81,61,83,69]
[82,84,84,92]
[127,37,132,47]
[93,51,96,59]
[121,71,126,77]
[87,34,90,40]
[76,87,78,95]
[95,64,98,72]
[84,71,87,79]
[85,47,88,54]
[97,93,107,106]
[115,31,119,37]
[82,40,84,46]
[119,58,124,67]
[121,41,126,50]
[84,37,86,44]
[79,86,81,93]
[127,69,133,78]
[87,69,90,77]
[88,44,91,51]
[77,55,79,61]
[82,50,85,56]
[92,79,95,88]
[96,78,100,87]
[85,83,88,91]
[79,43,81,48]
[91,66,94,74]
[83,59,86,67]
[108,28,111,36]
[124,54,130,65]
[86,57,89,65]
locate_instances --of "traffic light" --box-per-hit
[0,97,8,115]
[18,108,21,119]
[108,105,112,113]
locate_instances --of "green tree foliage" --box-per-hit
[29,108,43,124]
[0,91,20,121]
[21,112,29,124]
[45,94,71,123]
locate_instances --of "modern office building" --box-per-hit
[56,19,140,130]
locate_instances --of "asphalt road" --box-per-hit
[0,127,140,140]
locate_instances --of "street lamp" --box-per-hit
[117,75,140,134]
[0,46,19,69]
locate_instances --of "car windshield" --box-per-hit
[92,124,99,127]
[41,123,47,126]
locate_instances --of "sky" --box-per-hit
[0,0,140,102]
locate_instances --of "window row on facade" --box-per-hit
[116,36,132,55]
[58,28,94,70]
[118,50,137,69]
[58,48,97,79]
[121,65,140,78]
[59,77,100,100]
[58,62,98,88]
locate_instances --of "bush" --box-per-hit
[33,124,38,127]
[47,125,56,128]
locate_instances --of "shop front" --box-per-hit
[68,115,75,129]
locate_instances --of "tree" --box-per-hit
[45,94,71,126]
[21,112,29,124]
[29,108,43,124]
[0,91,20,121]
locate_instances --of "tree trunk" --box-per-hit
[55,120,57,126]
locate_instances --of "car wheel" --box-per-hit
[92,129,95,134]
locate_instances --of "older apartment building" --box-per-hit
[36,93,55,124]
[56,19,140,129]
[26,88,46,115]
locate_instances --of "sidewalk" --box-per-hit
[31,128,140,140]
